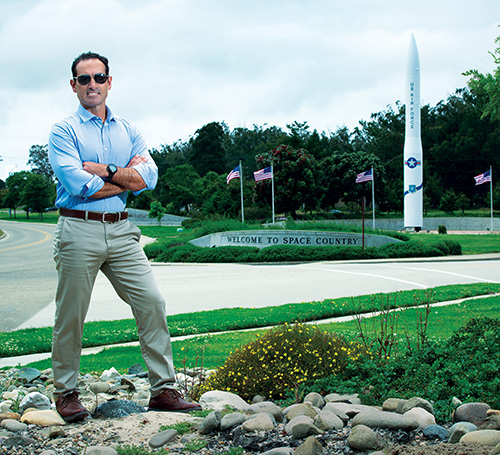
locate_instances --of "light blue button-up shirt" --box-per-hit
[48,104,157,212]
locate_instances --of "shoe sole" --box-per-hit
[61,411,91,422]
[148,406,202,414]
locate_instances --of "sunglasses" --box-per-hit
[73,73,109,85]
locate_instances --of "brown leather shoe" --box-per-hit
[55,391,90,422]
[148,388,202,413]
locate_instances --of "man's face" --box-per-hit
[70,58,112,110]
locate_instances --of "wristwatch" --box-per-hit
[106,164,118,180]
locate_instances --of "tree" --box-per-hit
[464,32,500,122]
[21,173,54,220]
[456,192,470,214]
[255,145,321,217]
[3,171,30,218]
[189,122,226,176]
[156,164,203,213]
[439,189,458,214]
[148,201,166,225]
[27,144,55,180]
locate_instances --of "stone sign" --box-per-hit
[190,230,401,249]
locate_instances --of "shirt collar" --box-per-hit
[77,104,115,123]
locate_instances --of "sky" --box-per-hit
[0,0,499,181]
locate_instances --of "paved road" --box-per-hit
[1,220,499,332]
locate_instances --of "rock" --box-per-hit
[89,382,112,394]
[285,402,318,420]
[294,435,324,454]
[402,396,434,415]
[17,367,42,384]
[313,409,344,431]
[453,402,491,423]
[85,447,119,455]
[260,448,293,455]
[460,429,500,446]
[0,412,21,422]
[291,422,323,440]
[3,435,37,447]
[19,391,51,413]
[423,424,449,441]
[21,410,66,426]
[100,367,121,381]
[285,416,314,435]
[149,429,178,448]
[40,451,58,455]
[304,392,325,408]
[120,376,136,392]
[220,412,247,430]
[247,401,284,422]
[348,424,385,451]
[323,402,378,418]
[199,390,249,411]
[242,413,275,432]
[322,403,349,423]
[382,398,406,413]
[352,410,419,431]
[452,396,463,407]
[324,393,361,405]
[450,421,478,433]
[449,422,476,443]
[2,391,19,401]
[1,419,28,432]
[252,395,265,404]
[94,399,146,418]
[404,407,436,429]
[491,441,500,455]
[49,427,66,438]
[199,410,221,434]
[477,414,500,430]
[128,364,146,376]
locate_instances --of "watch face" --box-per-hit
[109,164,117,173]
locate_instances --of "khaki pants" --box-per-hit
[52,216,175,401]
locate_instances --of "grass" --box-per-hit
[2,283,499,359]
[16,283,500,373]
[0,210,59,224]
[409,232,500,254]
[25,292,500,373]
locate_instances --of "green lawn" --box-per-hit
[23,284,500,373]
[409,232,500,254]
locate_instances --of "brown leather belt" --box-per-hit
[59,208,128,223]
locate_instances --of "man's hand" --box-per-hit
[126,154,148,167]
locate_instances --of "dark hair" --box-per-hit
[71,52,109,77]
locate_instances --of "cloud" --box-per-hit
[0,0,499,181]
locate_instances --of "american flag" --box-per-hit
[356,168,373,183]
[474,169,491,186]
[226,165,240,184]
[254,166,273,182]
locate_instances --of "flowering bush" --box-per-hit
[198,323,367,401]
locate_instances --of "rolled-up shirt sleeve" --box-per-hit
[127,124,158,195]
[49,123,105,198]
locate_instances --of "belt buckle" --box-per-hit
[101,211,108,223]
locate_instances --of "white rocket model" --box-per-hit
[403,33,423,230]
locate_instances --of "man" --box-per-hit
[48,52,201,422]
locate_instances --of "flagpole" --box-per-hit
[239,161,245,224]
[271,164,275,224]
[371,166,375,229]
[490,166,493,232]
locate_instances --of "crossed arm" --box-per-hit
[83,155,148,199]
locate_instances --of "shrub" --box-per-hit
[303,317,500,422]
[438,225,447,234]
[378,242,443,258]
[198,323,367,401]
